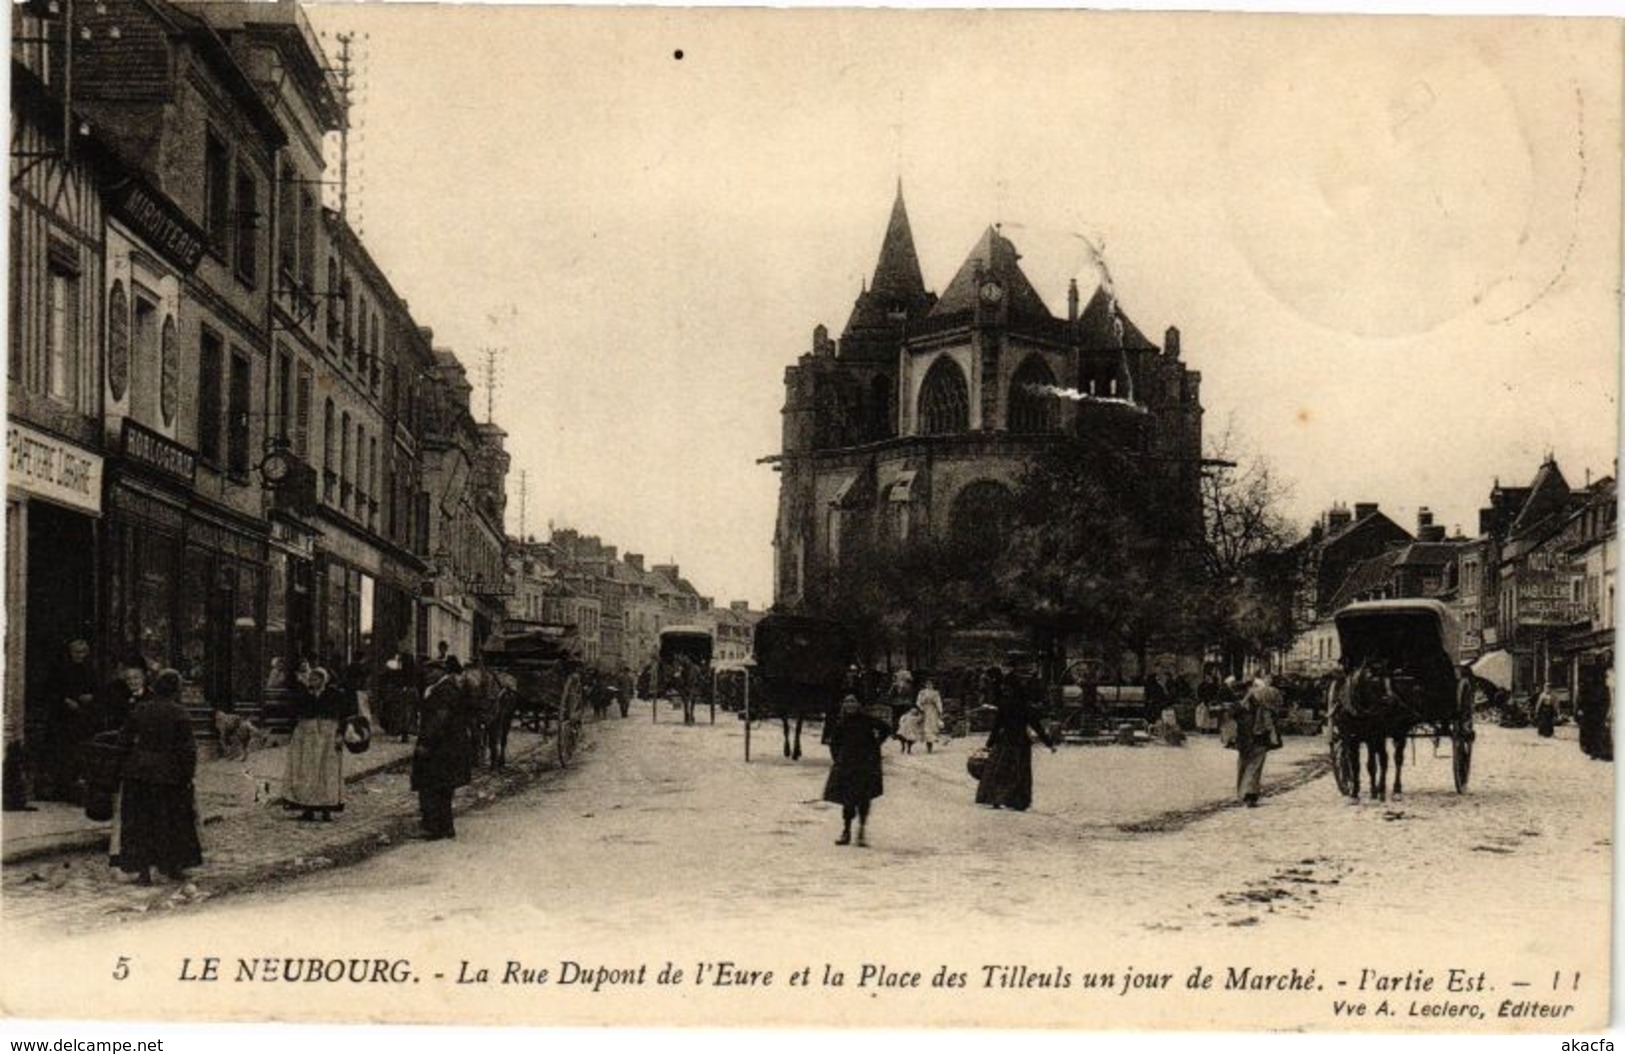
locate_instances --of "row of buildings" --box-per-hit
[1284,457,1616,711]
[505,528,762,672]
[6,0,512,750]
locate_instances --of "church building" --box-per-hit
[769,187,1205,665]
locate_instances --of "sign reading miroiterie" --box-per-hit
[6,422,103,515]
[114,182,207,272]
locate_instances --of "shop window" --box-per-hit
[106,281,129,402]
[204,131,231,257]
[918,356,969,435]
[198,331,224,464]
[227,350,251,477]
[235,167,258,285]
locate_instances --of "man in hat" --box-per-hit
[412,658,473,840]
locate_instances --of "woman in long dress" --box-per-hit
[975,670,1056,811]
[283,663,353,821]
[915,677,944,752]
[1230,676,1283,807]
[110,669,202,884]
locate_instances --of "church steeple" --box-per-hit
[841,183,937,355]
[870,180,927,300]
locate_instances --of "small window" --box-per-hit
[132,293,158,418]
[198,332,224,464]
[227,350,251,476]
[204,132,231,256]
[46,263,80,404]
[235,167,258,284]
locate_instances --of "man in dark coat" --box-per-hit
[40,637,99,802]
[411,659,473,840]
[111,669,202,884]
[822,695,890,847]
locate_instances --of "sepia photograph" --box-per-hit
[1,0,1620,1043]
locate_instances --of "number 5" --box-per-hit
[113,956,130,981]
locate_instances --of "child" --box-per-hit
[897,704,926,755]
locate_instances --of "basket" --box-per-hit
[342,714,373,755]
[966,747,990,781]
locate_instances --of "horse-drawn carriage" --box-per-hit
[748,613,856,761]
[1325,599,1474,799]
[479,624,585,768]
[655,625,714,725]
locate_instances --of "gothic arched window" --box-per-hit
[1008,355,1060,433]
[918,356,969,435]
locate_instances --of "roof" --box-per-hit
[842,184,937,344]
[1075,286,1157,350]
[1326,551,1400,611]
[1393,541,1461,568]
[929,227,1054,328]
[1508,459,1572,537]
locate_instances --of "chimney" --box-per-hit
[1164,326,1181,360]
[625,553,644,572]
[731,600,749,612]
[1417,506,1434,532]
[1353,502,1379,521]
[1326,504,1353,534]
[1067,278,1080,323]
[1421,525,1447,543]
[604,546,617,562]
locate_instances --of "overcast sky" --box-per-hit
[302,5,1620,607]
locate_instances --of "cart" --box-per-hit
[481,625,585,768]
[1326,599,1474,796]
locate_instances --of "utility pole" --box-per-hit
[518,469,528,541]
[480,346,502,423]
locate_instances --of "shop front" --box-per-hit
[104,421,269,717]
[5,423,103,756]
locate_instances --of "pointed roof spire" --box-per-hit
[870,180,927,299]
[840,184,937,350]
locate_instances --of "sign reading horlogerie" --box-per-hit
[6,422,103,516]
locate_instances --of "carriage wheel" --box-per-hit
[1452,681,1475,793]
[1328,726,1357,798]
[557,673,583,768]
[1452,716,1474,793]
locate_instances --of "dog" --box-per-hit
[213,709,268,761]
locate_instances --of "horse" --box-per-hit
[1329,666,1413,803]
[749,683,839,761]
[461,664,519,770]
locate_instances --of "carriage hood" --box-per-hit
[1333,600,1460,692]
[752,614,855,688]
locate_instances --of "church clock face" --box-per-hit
[979,280,1004,304]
